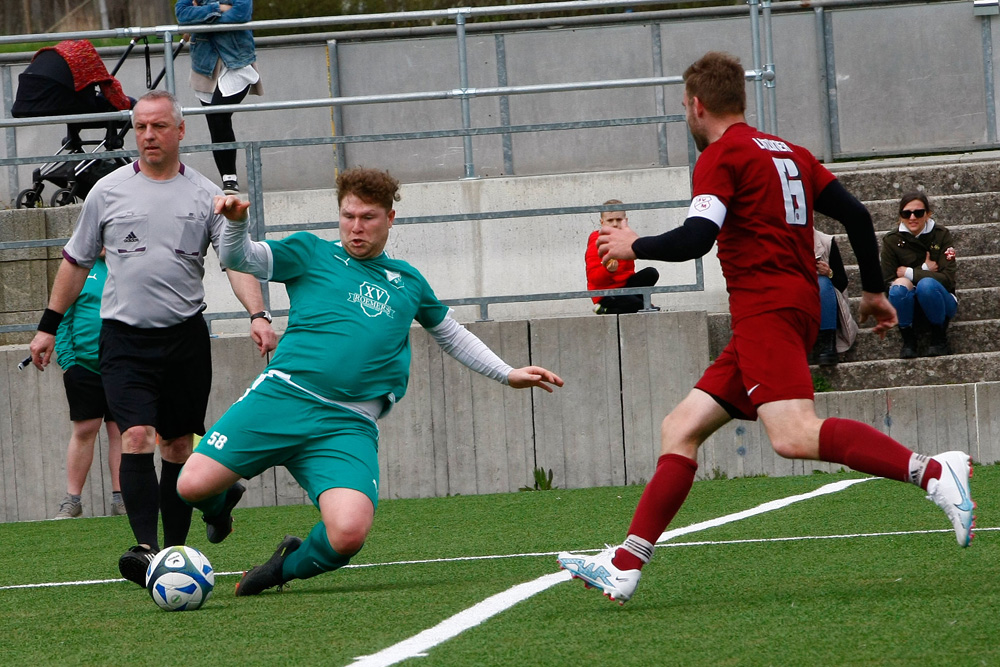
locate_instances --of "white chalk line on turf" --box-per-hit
[349,477,877,667]
[6,524,992,592]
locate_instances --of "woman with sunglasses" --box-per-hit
[880,191,958,358]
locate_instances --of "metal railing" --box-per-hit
[0,0,784,333]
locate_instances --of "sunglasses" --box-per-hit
[900,209,926,219]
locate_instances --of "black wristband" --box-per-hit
[37,308,64,335]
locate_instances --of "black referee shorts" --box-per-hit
[99,313,212,439]
[62,364,113,422]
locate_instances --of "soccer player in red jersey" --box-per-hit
[556,52,975,605]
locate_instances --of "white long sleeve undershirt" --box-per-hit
[220,217,272,279]
[427,316,513,384]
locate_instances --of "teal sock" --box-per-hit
[281,521,355,581]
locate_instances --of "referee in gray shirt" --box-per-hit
[30,90,277,587]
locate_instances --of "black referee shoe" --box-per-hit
[235,535,303,596]
[118,544,156,587]
[203,481,246,544]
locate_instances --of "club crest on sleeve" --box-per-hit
[692,195,713,212]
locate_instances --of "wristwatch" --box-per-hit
[250,310,272,324]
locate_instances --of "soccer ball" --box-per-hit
[145,546,215,611]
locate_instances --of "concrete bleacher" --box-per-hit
[707,152,1000,392]
[5,154,1000,522]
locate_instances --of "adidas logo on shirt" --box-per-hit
[123,232,140,243]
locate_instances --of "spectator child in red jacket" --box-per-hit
[585,200,659,314]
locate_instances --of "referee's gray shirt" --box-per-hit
[63,162,227,328]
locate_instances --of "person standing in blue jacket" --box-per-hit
[176,0,261,195]
[53,253,126,519]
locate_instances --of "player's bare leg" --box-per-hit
[237,488,374,596]
[176,453,246,543]
[759,399,974,546]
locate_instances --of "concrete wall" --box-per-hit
[1,1,994,202]
[1,166,723,345]
[3,310,998,523]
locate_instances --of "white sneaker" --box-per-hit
[557,545,641,605]
[926,451,975,547]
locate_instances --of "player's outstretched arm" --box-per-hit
[507,366,564,393]
[428,316,562,390]
[627,217,718,263]
[858,291,897,339]
[815,180,884,294]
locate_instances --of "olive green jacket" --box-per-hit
[879,221,957,293]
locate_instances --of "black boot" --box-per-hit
[927,321,951,356]
[816,329,839,366]
[899,326,918,359]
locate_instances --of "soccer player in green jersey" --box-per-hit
[177,167,563,595]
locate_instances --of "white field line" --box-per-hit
[349,477,878,667]
[1,475,984,666]
[6,525,995,592]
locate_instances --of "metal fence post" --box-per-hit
[814,8,833,163]
[328,39,347,172]
[495,33,514,175]
[162,30,176,95]
[982,15,998,145]
[821,8,842,158]
[247,141,271,309]
[651,23,669,166]
[762,0,778,136]
[1,64,19,201]
[454,9,476,179]
[747,0,766,131]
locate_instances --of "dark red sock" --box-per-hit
[818,417,912,482]
[613,453,697,571]
[920,459,942,490]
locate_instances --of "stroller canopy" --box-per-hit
[11,40,131,118]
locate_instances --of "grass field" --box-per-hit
[1,465,996,666]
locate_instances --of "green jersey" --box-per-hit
[55,257,107,374]
[264,232,449,405]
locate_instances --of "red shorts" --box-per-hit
[695,308,818,421]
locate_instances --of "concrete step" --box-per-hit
[843,253,998,294]
[835,222,1000,266]
[846,286,1000,325]
[836,319,999,363]
[817,192,1000,235]
[812,350,1000,392]
[832,160,1000,201]
[708,310,997,370]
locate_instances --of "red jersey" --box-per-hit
[691,123,836,325]
[585,229,636,303]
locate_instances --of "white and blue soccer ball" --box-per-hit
[145,545,215,611]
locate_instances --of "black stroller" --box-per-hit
[11,38,183,208]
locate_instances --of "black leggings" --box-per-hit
[201,84,250,178]
[598,267,660,314]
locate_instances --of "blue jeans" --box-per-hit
[888,278,957,327]
[818,276,838,331]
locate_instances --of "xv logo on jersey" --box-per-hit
[349,281,396,318]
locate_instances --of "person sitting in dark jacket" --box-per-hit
[880,191,958,358]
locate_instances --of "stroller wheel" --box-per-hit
[16,188,42,209]
[50,188,77,207]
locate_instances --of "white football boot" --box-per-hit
[557,545,641,605]
[925,451,975,547]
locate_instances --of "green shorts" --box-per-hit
[195,371,380,509]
